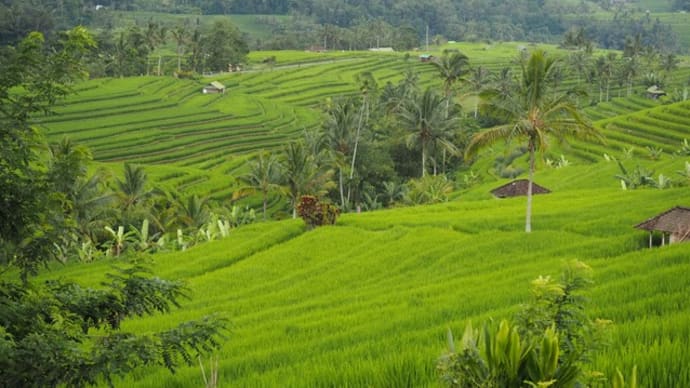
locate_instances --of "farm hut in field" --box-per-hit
[635,206,690,247]
[491,179,551,198]
[203,81,226,94]
[646,85,666,99]
[419,54,434,62]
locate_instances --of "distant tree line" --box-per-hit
[86,18,248,77]
[0,0,684,53]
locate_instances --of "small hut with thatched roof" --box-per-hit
[202,81,226,94]
[635,206,690,247]
[490,179,551,198]
[646,85,666,99]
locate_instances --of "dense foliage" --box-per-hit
[0,0,684,54]
[0,29,226,386]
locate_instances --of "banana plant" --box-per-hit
[129,219,162,253]
[104,225,135,257]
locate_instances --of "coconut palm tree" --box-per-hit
[234,152,283,220]
[170,24,188,73]
[72,170,116,243]
[280,142,334,218]
[431,51,469,111]
[465,50,602,233]
[115,163,155,227]
[323,98,358,208]
[468,65,491,118]
[350,72,377,189]
[398,87,460,177]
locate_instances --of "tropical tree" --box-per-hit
[567,49,593,85]
[467,65,491,118]
[398,87,460,177]
[144,18,166,75]
[203,20,248,72]
[71,170,115,243]
[280,141,334,218]
[0,28,225,386]
[466,50,602,232]
[594,53,617,102]
[47,138,90,197]
[350,71,377,194]
[175,194,211,229]
[234,152,283,220]
[432,51,469,111]
[323,98,358,208]
[170,23,188,73]
[115,163,155,227]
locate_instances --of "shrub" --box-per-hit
[296,195,340,228]
[438,261,612,388]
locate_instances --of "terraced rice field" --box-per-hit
[42,170,690,387]
[37,44,690,199]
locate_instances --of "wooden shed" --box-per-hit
[203,81,226,94]
[491,179,551,198]
[635,206,690,247]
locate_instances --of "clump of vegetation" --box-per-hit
[296,195,340,228]
[616,160,673,190]
[438,261,613,388]
[405,175,454,204]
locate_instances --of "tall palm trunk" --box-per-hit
[347,95,367,206]
[339,168,346,209]
[262,191,268,221]
[422,143,427,177]
[525,139,535,233]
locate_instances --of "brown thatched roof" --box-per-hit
[635,206,690,233]
[490,179,551,198]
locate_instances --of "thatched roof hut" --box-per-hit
[490,179,551,198]
[203,81,226,94]
[635,206,690,247]
[646,85,666,99]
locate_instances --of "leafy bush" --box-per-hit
[296,195,340,228]
[438,261,611,388]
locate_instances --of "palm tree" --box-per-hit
[170,24,188,73]
[144,19,167,75]
[398,87,459,177]
[465,50,602,233]
[175,194,210,229]
[115,163,154,226]
[432,51,469,111]
[280,142,334,218]
[234,152,283,220]
[72,170,116,243]
[323,98,358,208]
[350,72,377,191]
[468,65,491,118]
[593,53,617,102]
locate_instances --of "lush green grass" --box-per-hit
[41,163,690,387]
[28,40,690,386]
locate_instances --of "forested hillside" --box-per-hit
[1,0,687,52]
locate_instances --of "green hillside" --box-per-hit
[21,41,690,387]
[42,160,690,387]
[35,43,527,199]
